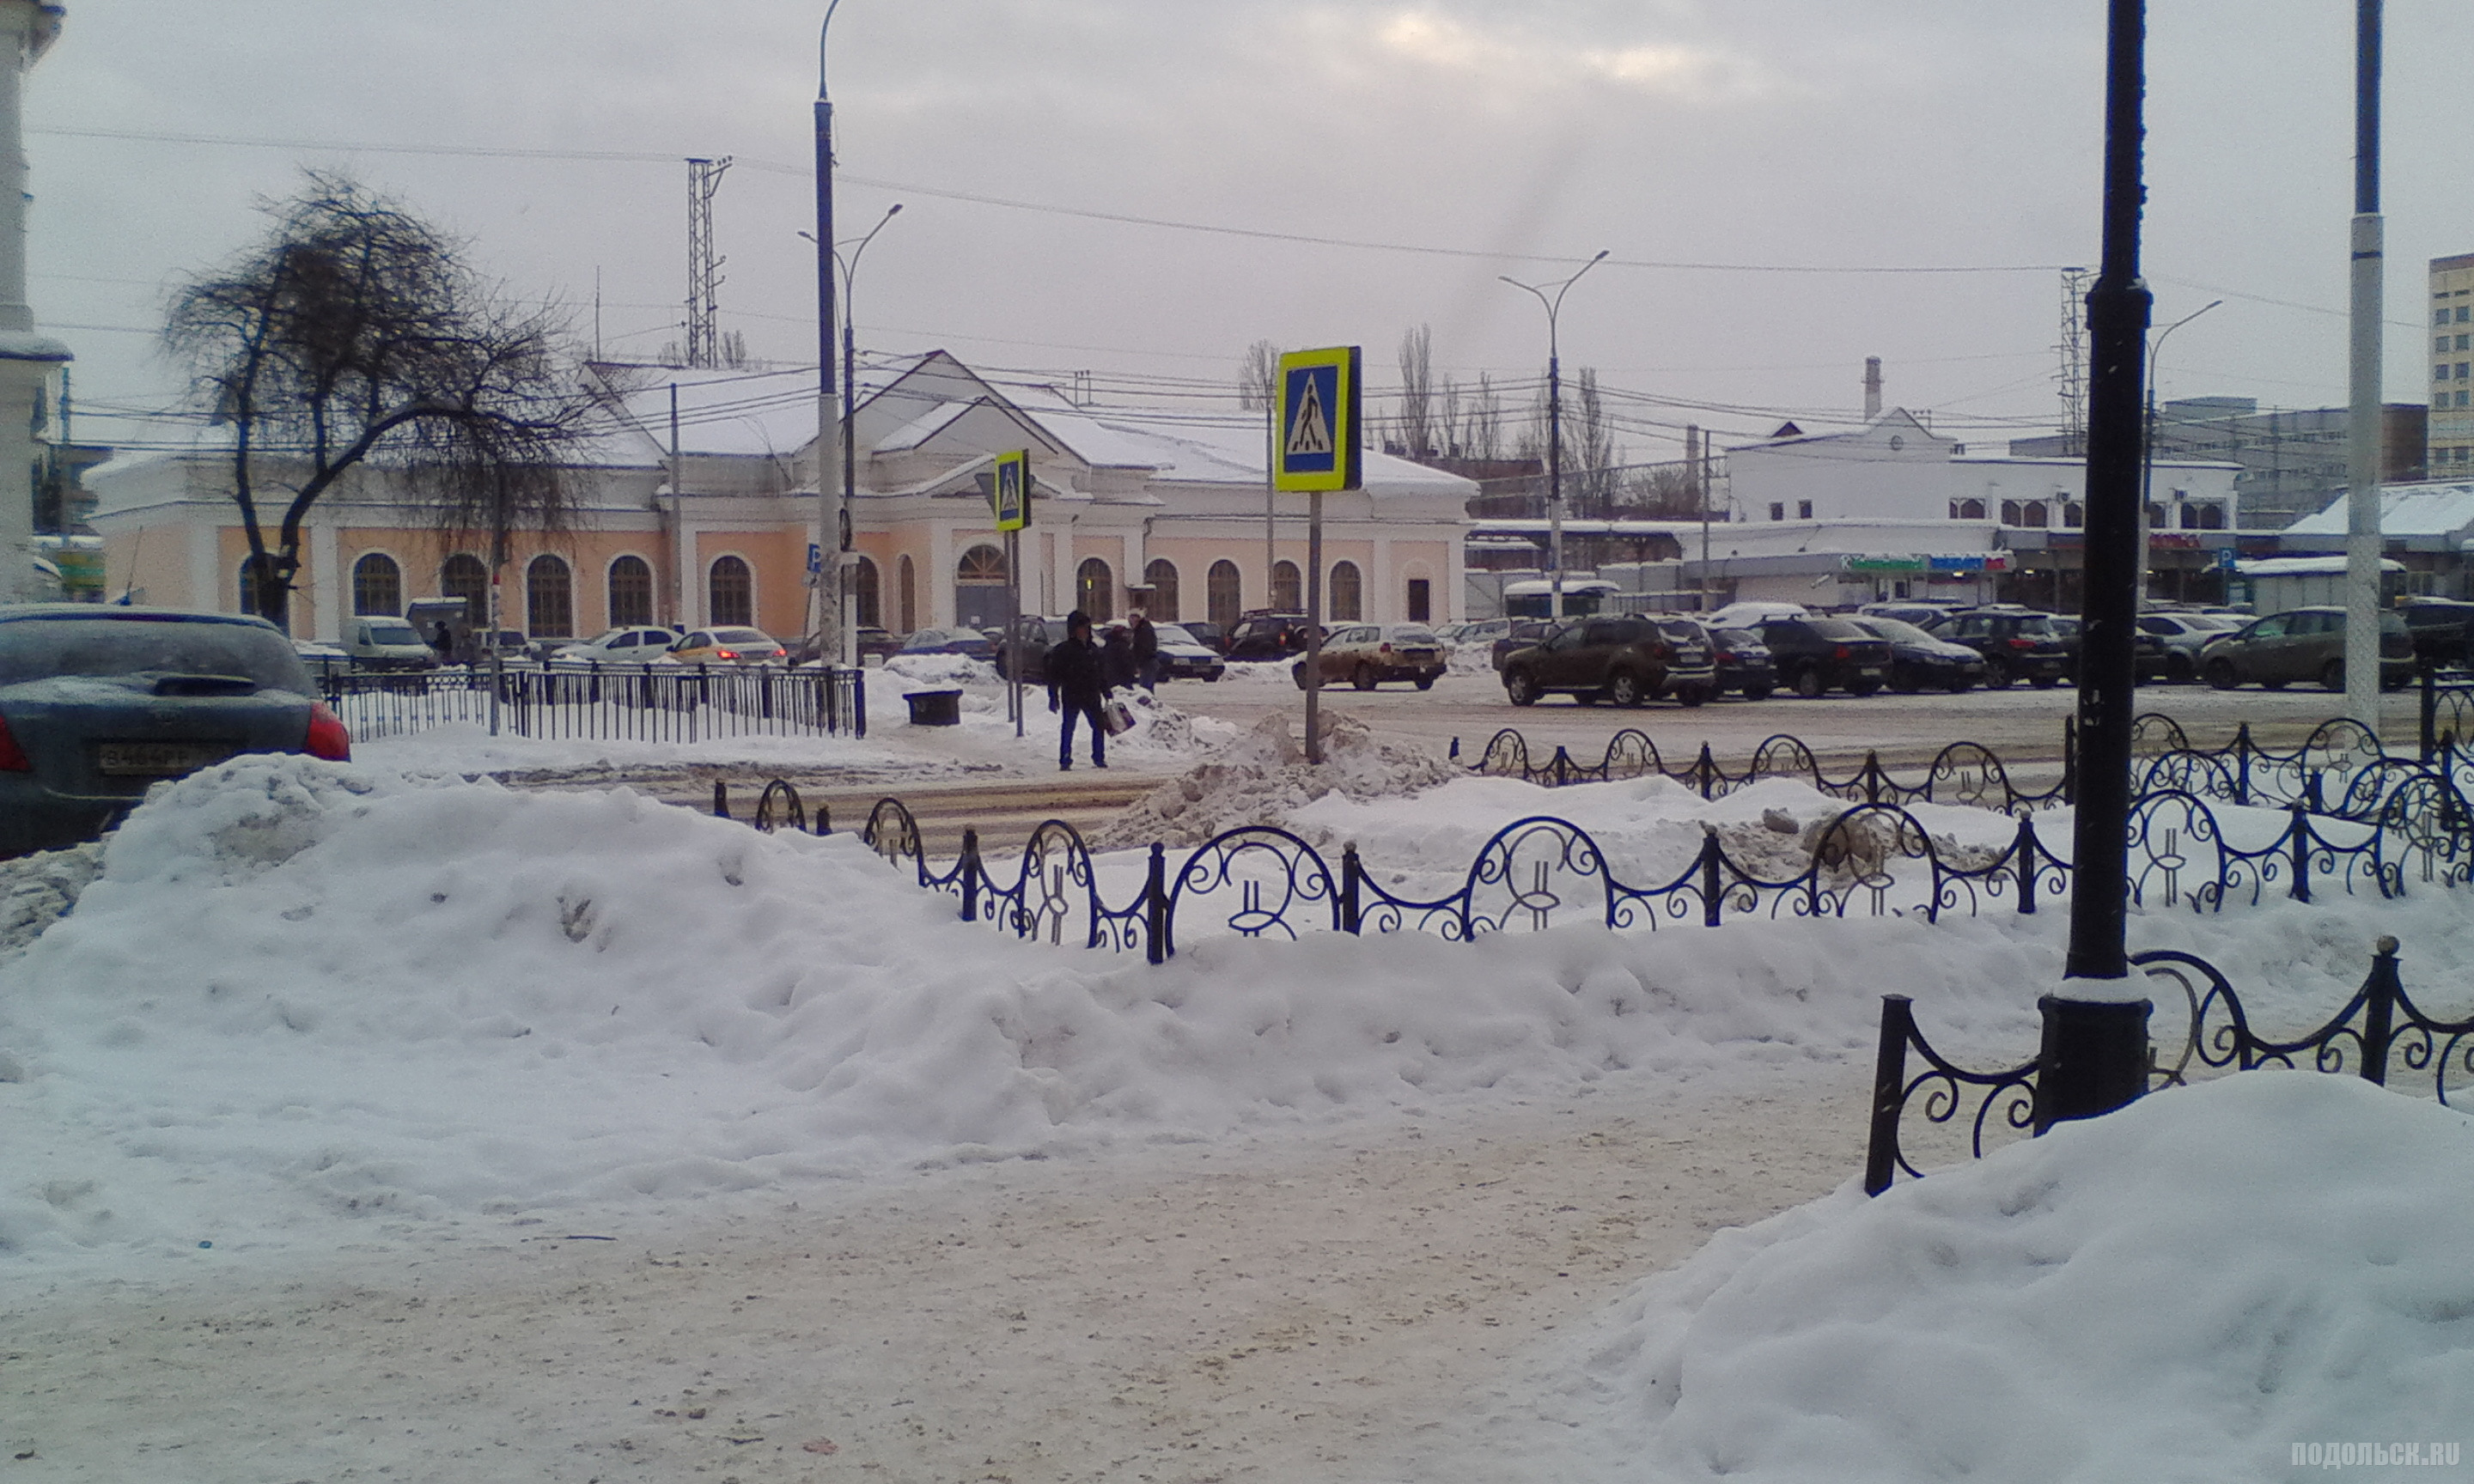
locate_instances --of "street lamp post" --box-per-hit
[1501,249,1610,622]
[813,2,844,668]
[835,203,902,666]
[2138,299,2221,605]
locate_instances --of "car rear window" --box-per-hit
[1804,617,1875,641]
[713,628,773,645]
[1386,626,1439,643]
[1654,620,1703,643]
[0,615,315,692]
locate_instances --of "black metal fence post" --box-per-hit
[712,781,730,818]
[1695,742,1716,800]
[852,666,867,739]
[2015,814,2040,915]
[1144,842,1167,964]
[1862,750,1883,805]
[960,828,980,922]
[2361,934,2399,1086]
[1864,995,1915,1195]
[1699,827,1723,928]
[2234,722,2254,806]
[2031,994,2151,1134]
[2289,802,2313,903]
[2422,661,2439,761]
[1340,842,1362,934]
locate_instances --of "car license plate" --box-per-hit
[1859,667,1884,679]
[95,740,235,777]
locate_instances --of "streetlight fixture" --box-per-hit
[833,202,902,665]
[1500,248,1610,622]
[2138,299,2221,605]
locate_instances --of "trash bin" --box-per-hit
[904,688,963,727]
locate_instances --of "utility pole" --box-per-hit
[2343,0,2386,727]
[813,4,844,668]
[1501,251,1610,622]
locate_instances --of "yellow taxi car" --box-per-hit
[666,626,788,665]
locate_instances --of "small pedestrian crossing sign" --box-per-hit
[1275,345,1361,492]
[990,449,1030,532]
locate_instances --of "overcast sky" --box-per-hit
[25,1,2474,465]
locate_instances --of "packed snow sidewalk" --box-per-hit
[3,754,2471,1480]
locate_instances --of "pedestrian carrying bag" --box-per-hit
[1102,696,1136,736]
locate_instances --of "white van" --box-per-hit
[340,615,441,671]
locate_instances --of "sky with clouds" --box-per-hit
[24,0,2474,465]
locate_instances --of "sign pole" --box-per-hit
[1007,526,1023,738]
[1272,346,1361,768]
[1305,490,1324,763]
[988,449,1033,741]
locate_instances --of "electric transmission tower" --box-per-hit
[2055,266,2091,455]
[685,156,733,368]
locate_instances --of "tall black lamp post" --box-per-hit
[813,2,844,665]
[1500,249,1609,623]
[2043,0,2156,1132]
[836,201,902,656]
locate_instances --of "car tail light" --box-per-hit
[1833,644,1849,660]
[716,648,739,660]
[305,702,352,762]
[0,711,30,771]
[2008,636,2038,650]
[1380,642,1392,654]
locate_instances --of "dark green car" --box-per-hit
[2197,606,2415,692]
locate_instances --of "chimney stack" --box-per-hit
[1862,357,1883,421]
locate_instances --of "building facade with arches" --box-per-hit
[84,352,1473,643]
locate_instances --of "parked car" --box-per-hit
[993,614,1071,684]
[1708,626,1776,700]
[1224,611,1318,661]
[337,614,441,672]
[2198,606,2415,692]
[1,607,352,856]
[667,626,788,665]
[1849,616,1987,692]
[1452,617,1514,649]
[1177,619,1227,655]
[2395,599,2474,670]
[292,637,352,686]
[1923,607,2073,689]
[1857,600,1965,628]
[2136,612,2242,683]
[1706,599,1811,630]
[897,626,996,661]
[1754,615,1894,697]
[2043,614,2181,685]
[1150,623,1226,681]
[1295,623,1447,690]
[554,625,684,667]
[1490,618,1561,672]
[1497,614,1712,708]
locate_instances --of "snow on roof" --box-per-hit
[2237,555,2405,576]
[2281,480,2474,539]
[600,364,821,459]
[874,398,978,453]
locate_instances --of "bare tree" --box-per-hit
[1458,373,1503,463]
[166,173,594,629]
[1237,339,1278,412]
[1571,368,1618,518]
[1395,324,1435,459]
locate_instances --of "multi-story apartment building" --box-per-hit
[2009,398,2426,530]
[2432,252,2474,477]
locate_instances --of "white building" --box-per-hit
[0,1,75,601]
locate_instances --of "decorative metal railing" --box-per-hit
[711,755,2471,964]
[1457,725,2077,813]
[1865,937,2474,1194]
[326,662,867,743]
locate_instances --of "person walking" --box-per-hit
[1046,610,1108,770]
[1100,624,1137,691]
[1128,605,1160,692]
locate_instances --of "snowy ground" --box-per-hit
[4,753,2471,1480]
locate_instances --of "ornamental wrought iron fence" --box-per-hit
[1863,937,2474,1195]
[326,663,866,744]
[710,747,2471,964]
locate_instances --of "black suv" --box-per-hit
[2398,599,2474,670]
[992,614,1072,683]
[1754,616,1893,697]
[1923,608,2072,688]
[1708,627,1777,700]
[1499,614,1714,708]
[1224,611,1318,660]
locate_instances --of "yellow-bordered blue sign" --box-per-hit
[990,449,1030,532]
[1274,345,1362,493]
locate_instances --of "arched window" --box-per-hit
[852,555,881,629]
[955,544,1008,630]
[1328,560,1363,621]
[1076,556,1114,621]
[238,555,273,617]
[2183,502,2225,531]
[897,553,917,634]
[2020,501,2049,529]
[1271,560,1301,611]
[441,553,488,625]
[708,555,753,627]
[1951,498,1986,521]
[351,553,401,616]
[526,555,574,636]
[1143,558,1180,621]
[1207,559,1242,629]
[2062,502,2085,527]
[607,555,655,627]
[1999,500,2024,526]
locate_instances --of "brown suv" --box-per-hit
[1499,615,1715,707]
[2198,606,2414,691]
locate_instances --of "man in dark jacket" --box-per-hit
[1046,610,1108,769]
[1128,605,1160,691]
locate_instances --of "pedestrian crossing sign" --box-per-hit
[990,449,1030,532]
[1275,345,1361,492]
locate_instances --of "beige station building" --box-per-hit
[86,351,1474,644]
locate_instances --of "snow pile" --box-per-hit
[1448,641,1500,676]
[883,652,996,687]
[1523,1073,2474,1481]
[1091,709,1459,848]
[0,839,105,963]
